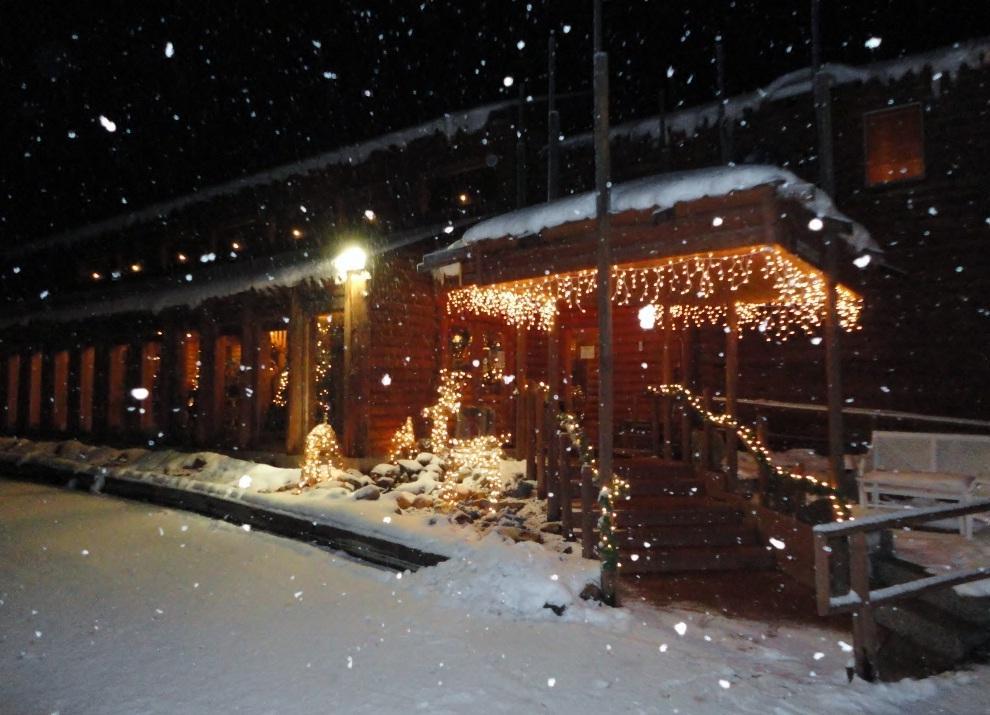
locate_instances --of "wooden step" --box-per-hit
[615,459,695,481]
[619,545,776,574]
[617,523,759,548]
[874,601,990,662]
[623,479,704,497]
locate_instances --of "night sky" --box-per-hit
[3,1,989,245]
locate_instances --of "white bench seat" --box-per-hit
[858,470,977,538]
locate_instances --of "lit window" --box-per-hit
[864,104,924,187]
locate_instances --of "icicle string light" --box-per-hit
[556,411,629,572]
[446,245,862,340]
[647,384,852,521]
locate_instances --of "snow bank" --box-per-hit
[455,165,877,252]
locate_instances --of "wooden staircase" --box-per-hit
[575,458,775,575]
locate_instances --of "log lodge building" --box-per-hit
[1,39,988,467]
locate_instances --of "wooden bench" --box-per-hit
[857,430,990,539]
[858,470,977,538]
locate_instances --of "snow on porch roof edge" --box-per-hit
[445,165,877,258]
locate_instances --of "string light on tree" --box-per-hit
[422,369,469,456]
[388,416,417,462]
[297,418,343,490]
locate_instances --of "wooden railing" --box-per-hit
[647,384,848,522]
[517,383,598,560]
[813,500,990,681]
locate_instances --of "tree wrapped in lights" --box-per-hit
[647,384,851,520]
[422,369,469,456]
[388,416,417,462]
[298,418,343,489]
[436,435,507,511]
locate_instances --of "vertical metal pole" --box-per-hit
[715,38,732,165]
[516,83,527,209]
[813,0,843,488]
[593,0,616,605]
[657,87,669,171]
[547,33,560,201]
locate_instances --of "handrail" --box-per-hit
[647,384,850,521]
[709,395,990,430]
[812,499,990,681]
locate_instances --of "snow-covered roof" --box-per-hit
[8,99,513,258]
[452,165,877,253]
[564,37,990,149]
[0,220,459,328]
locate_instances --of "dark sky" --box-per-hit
[2,0,988,245]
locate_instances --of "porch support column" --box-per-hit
[195,320,218,447]
[66,347,82,434]
[286,289,314,455]
[661,325,673,461]
[17,350,33,434]
[343,274,370,457]
[238,299,259,450]
[679,327,695,460]
[725,303,740,489]
[157,319,181,441]
[91,344,110,441]
[40,350,54,433]
[514,326,528,458]
[824,235,845,490]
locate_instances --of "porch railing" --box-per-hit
[813,500,990,681]
[646,384,850,521]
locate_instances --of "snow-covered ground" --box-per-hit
[2,479,987,715]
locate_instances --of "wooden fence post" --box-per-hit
[581,464,595,558]
[849,532,879,681]
[756,417,771,499]
[701,387,714,470]
[559,433,573,538]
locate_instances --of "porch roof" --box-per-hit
[421,165,877,276]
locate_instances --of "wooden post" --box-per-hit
[157,322,181,441]
[547,315,560,400]
[756,417,771,498]
[679,328,694,460]
[725,303,740,487]
[594,0,617,606]
[343,275,370,456]
[514,326,528,458]
[91,344,110,440]
[657,87,669,171]
[581,464,595,558]
[650,395,661,457]
[238,301,259,450]
[559,433,573,539]
[17,350,32,434]
[811,0,836,198]
[547,421,561,521]
[661,326,673,461]
[40,350,54,433]
[66,348,81,434]
[195,321,217,447]
[534,389,545,489]
[287,290,310,454]
[824,235,845,491]
[849,532,879,681]
[701,387,714,470]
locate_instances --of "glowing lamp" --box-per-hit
[333,245,368,279]
[638,304,657,330]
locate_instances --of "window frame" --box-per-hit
[863,102,926,189]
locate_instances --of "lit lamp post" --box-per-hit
[333,245,370,457]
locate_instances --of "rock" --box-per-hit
[506,480,536,499]
[394,492,416,509]
[496,500,527,513]
[326,479,353,491]
[415,452,435,466]
[412,494,434,509]
[543,602,567,616]
[370,463,400,477]
[352,485,381,500]
[324,487,351,500]
[540,521,563,535]
[453,511,474,525]
[422,462,444,475]
[496,525,543,544]
[340,473,369,489]
[397,459,424,474]
[187,457,207,470]
[374,476,395,490]
[579,582,604,602]
[394,479,428,495]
